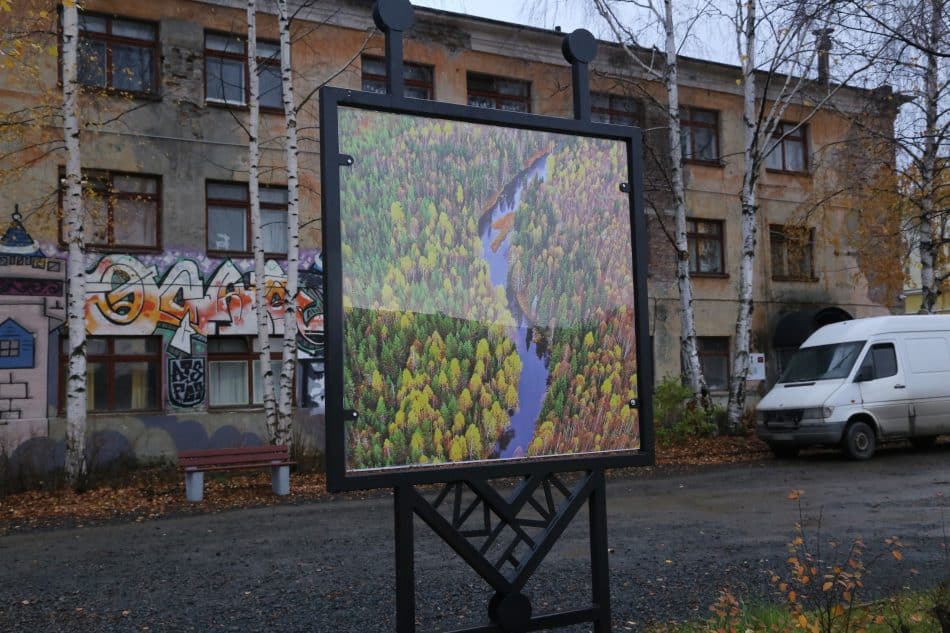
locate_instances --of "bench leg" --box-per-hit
[185,471,204,502]
[272,464,290,496]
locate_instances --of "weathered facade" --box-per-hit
[0,0,898,468]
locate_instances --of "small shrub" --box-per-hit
[653,376,720,445]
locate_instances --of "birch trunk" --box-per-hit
[663,0,708,404]
[726,0,758,429]
[917,0,941,314]
[591,0,708,402]
[62,1,87,485]
[247,0,279,435]
[276,0,299,449]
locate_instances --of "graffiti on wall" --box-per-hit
[84,254,323,353]
[168,358,206,408]
[0,211,66,448]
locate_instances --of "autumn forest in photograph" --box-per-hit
[339,108,640,472]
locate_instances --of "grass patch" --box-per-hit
[647,590,944,633]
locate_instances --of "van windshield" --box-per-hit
[778,341,866,383]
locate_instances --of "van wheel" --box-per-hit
[842,421,876,460]
[910,436,937,450]
[768,443,800,459]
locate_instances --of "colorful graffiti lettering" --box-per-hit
[84,254,323,357]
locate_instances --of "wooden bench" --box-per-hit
[177,445,294,502]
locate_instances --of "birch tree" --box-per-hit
[723,0,879,428]
[836,0,948,312]
[247,0,280,439]
[62,0,87,486]
[276,0,300,448]
[591,0,711,404]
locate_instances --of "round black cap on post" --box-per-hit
[562,28,597,64]
[373,0,415,32]
[562,29,597,121]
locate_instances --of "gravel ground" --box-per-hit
[0,444,947,632]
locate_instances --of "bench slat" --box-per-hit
[178,445,288,459]
[182,461,297,473]
[177,445,291,470]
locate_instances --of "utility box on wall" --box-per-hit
[748,353,766,381]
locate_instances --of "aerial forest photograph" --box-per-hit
[339,108,640,472]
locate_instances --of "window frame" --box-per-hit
[204,31,283,113]
[856,342,899,381]
[58,336,163,414]
[0,339,20,357]
[686,217,726,276]
[60,10,161,97]
[206,336,286,409]
[765,121,809,174]
[770,224,817,282]
[590,92,643,127]
[680,106,721,165]
[205,180,288,257]
[697,336,731,391]
[466,72,531,113]
[361,55,434,100]
[58,169,162,252]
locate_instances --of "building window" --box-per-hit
[765,122,808,173]
[0,339,19,357]
[70,12,159,94]
[770,224,815,281]
[60,170,161,250]
[467,73,530,112]
[207,337,282,407]
[361,56,433,100]
[687,218,725,275]
[591,93,642,126]
[205,33,282,110]
[698,337,730,391]
[206,181,288,254]
[60,337,161,412]
[680,107,719,162]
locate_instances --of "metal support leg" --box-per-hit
[589,470,611,632]
[272,464,290,496]
[394,485,416,633]
[185,471,204,503]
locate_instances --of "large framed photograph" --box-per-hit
[321,88,653,491]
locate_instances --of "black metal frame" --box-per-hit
[394,470,612,632]
[319,3,654,630]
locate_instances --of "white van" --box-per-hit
[756,315,950,459]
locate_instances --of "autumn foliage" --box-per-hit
[337,110,640,470]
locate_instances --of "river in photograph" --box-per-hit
[478,154,551,458]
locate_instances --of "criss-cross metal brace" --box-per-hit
[394,469,612,633]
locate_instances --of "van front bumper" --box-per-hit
[756,419,847,446]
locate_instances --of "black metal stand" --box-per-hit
[394,469,611,632]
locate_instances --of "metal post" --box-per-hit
[373,0,415,98]
[561,29,598,122]
[394,485,416,633]
[589,469,611,632]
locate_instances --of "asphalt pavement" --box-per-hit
[0,444,947,632]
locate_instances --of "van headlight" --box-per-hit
[801,407,834,420]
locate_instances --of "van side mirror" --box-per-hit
[854,366,873,383]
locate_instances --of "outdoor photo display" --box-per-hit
[340,107,640,473]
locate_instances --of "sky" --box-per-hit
[410,0,737,65]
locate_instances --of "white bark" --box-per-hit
[726,0,759,429]
[662,0,707,403]
[247,0,279,434]
[917,0,942,313]
[276,0,299,448]
[62,2,87,485]
[592,0,708,401]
